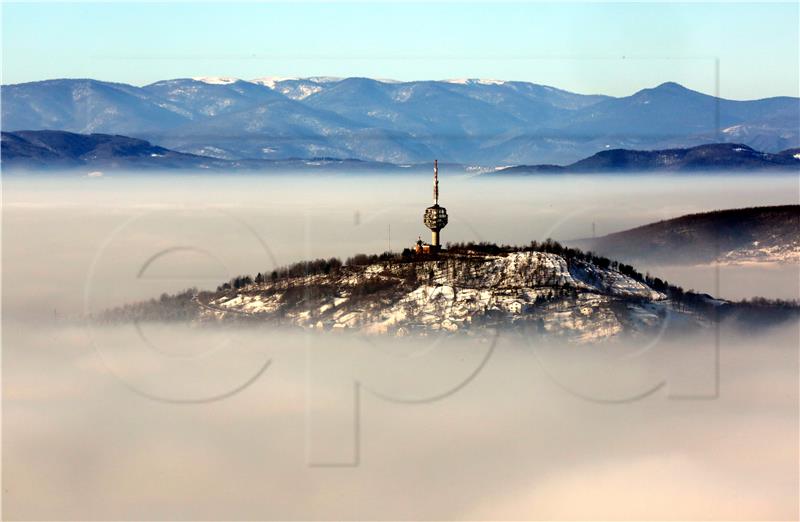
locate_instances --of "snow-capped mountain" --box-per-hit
[3,77,798,164]
[143,78,286,118]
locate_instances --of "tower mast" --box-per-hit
[433,159,439,205]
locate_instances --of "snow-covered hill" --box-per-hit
[199,251,673,343]
[100,243,800,342]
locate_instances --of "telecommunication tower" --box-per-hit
[423,160,448,250]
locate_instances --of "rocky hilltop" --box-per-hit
[103,242,800,343]
[108,242,770,343]
[198,250,675,343]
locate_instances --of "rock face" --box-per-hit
[195,251,678,343]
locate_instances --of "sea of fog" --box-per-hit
[2,171,799,519]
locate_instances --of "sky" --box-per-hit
[1,1,798,99]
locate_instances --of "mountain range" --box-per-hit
[3,77,798,165]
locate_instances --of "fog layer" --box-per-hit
[3,322,798,520]
[3,173,799,519]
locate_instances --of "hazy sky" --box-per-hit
[1,2,798,99]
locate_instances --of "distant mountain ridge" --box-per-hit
[1,130,210,169]
[570,205,800,265]
[3,130,799,173]
[0,130,404,172]
[496,143,800,173]
[3,77,797,164]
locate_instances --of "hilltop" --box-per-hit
[100,241,799,343]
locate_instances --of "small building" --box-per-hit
[414,237,433,254]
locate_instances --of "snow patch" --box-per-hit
[290,84,323,99]
[192,76,239,85]
[250,76,297,89]
[393,87,414,102]
[443,78,507,86]
[304,76,343,83]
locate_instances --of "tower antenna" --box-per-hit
[433,159,439,205]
